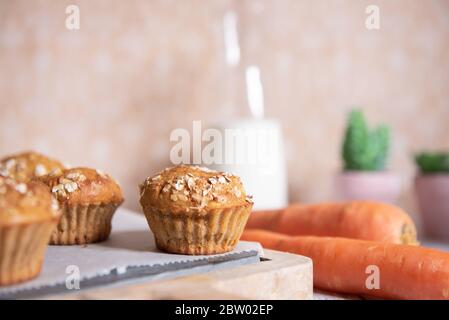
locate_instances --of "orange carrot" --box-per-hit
[246,201,418,245]
[242,229,449,300]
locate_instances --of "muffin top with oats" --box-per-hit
[0,175,59,225]
[139,165,253,213]
[39,167,124,206]
[0,151,65,182]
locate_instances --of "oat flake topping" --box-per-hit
[34,164,48,177]
[141,165,252,210]
[51,172,86,199]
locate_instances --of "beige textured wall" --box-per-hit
[0,0,448,225]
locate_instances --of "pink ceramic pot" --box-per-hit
[415,174,449,240]
[335,171,401,204]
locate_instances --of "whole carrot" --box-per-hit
[246,201,418,245]
[242,229,449,300]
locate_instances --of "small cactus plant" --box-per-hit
[342,109,390,171]
[415,152,449,173]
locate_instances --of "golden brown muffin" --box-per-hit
[39,167,124,245]
[139,165,253,255]
[0,151,65,182]
[0,176,60,285]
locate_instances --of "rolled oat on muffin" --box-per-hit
[39,167,124,245]
[0,176,60,285]
[0,151,64,182]
[139,165,253,255]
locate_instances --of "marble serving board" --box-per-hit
[0,208,263,299]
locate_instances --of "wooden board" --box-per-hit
[45,249,313,300]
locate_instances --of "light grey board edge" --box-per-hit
[1,250,260,300]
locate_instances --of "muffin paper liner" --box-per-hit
[0,220,57,285]
[50,203,119,245]
[143,204,252,255]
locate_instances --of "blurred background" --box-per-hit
[0,0,448,230]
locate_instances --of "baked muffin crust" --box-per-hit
[40,167,124,206]
[139,165,253,214]
[0,175,59,225]
[0,151,64,182]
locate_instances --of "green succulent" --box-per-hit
[415,152,449,173]
[342,109,390,171]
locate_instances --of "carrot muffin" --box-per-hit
[39,167,124,245]
[139,165,253,255]
[0,176,60,285]
[0,151,65,182]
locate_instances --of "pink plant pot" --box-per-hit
[415,174,449,240]
[335,171,401,204]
